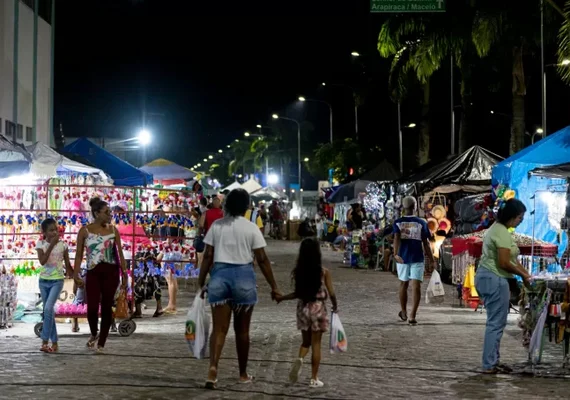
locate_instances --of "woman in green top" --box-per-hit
[475,199,531,374]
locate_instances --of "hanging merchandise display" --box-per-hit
[0,266,18,328]
[0,180,200,329]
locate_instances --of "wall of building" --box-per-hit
[0,0,52,146]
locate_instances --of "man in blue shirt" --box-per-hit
[393,196,435,325]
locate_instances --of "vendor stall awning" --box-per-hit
[402,146,502,193]
[241,178,262,194]
[360,160,401,182]
[26,142,108,179]
[223,181,243,192]
[63,138,153,186]
[140,159,196,184]
[328,180,372,203]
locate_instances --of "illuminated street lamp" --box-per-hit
[197,163,201,167]
[256,124,262,128]
[244,132,251,137]
[304,157,310,162]
[208,155,213,159]
[299,95,333,143]
[408,123,417,128]
[137,129,151,146]
[351,51,360,57]
[218,149,223,153]
[203,158,207,162]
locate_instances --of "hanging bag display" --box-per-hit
[329,312,348,353]
[185,292,210,359]
[426,270,446,304]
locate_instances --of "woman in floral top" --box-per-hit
[73,198,128,353]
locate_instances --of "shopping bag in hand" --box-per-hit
[114,289,129,319]
[425,269,445,304]
[329,312,348,354]
[185,292,210,359]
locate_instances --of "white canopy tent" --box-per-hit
[26,142,109,180]
[223,181,243,192]
[241,178,262,194]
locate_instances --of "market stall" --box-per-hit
[63,138,153,186]
[140,158,196,185]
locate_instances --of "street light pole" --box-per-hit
[299,97,333,143]
[397,102,403,174]
[272,114,301,188]
[322,83,358,140]
[541,0,546,136]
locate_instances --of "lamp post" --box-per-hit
[137,129,151,165]
[321,82,359,140]
[272,113,301,189]
[542,59,570,137]
[298,96,333,143]
[397,103,416,175]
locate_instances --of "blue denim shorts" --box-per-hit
[397,262,425,282]
[208,262,257,307]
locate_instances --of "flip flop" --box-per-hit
[398,311,407,322]
[239,375,254,384]
[408,319,417,326]
[496,363,512,374]
[86,335,99,349]
[205,379,218,389]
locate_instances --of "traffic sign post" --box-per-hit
[370,0,445,13]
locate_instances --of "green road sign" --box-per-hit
[371,0,445,13]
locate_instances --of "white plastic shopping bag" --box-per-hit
[185,292,210,359]
[425,270,446,304]
[329,312,348,354]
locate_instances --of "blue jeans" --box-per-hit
[39,279,64,343]
[475,267,510,370]
[208,262,257,307]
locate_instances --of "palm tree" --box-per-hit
[377,3,481,158]
[472,4,559,154]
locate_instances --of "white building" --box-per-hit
[0,0,54,146]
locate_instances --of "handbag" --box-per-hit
[193,235,205,253]
[115,288,129,319]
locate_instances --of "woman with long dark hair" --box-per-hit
[475,198,531,373]
[198,188,281,389]
[73,198,128,353]
[277,237,338,388]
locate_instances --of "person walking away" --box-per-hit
[269,200,284,239]
[276,238,338,388]
[315,215,324,241]
[198,188,281,389]
[475,199,531,374]
[393,196,435,325]
[73,198,128,354]
[36,218,73,352]
[156,240,183,314]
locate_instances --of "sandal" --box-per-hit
[408,319,417,326]
[86,335,99,349]
[398,311,407,322]
[239,374,254,384]
[496,363,512,374]
[40,344,51,353]
[482,368,498,374]
[205,379,217,389]
[71,326,80,333]
[50,344,59,353]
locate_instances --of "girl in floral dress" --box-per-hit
[277,238,338,388]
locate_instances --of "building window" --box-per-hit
[17,124,23,140]
[5,121,15,139]
[26,127,33,142]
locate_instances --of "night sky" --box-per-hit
[54,0,570,177]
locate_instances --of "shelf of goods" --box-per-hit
[0,181,201,327]
[450,231,558,308]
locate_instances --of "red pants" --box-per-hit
[86,262,119,348]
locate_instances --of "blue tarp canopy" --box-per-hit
[492,126,570,256]
[64,138,153,186]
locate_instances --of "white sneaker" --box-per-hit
[309,378,324,388]
[289,358,303,383]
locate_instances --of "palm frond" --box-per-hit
[558,1,570,84]
[472,12,502,57]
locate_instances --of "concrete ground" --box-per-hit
[1,240,570,399]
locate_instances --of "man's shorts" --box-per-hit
[397,262,425,282]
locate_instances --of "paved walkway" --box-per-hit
[1,240,570,399]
